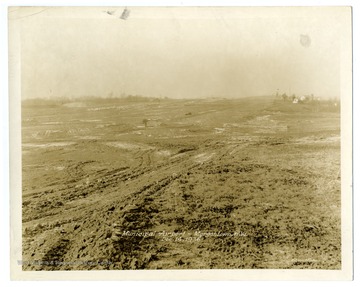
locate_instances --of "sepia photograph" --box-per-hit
[8,4,353,280]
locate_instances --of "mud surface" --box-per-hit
[21,97,341,270]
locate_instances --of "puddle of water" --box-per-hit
[42,122,62,125]
[224,123,242,128]
[173,135,193,138]
[63,102,87,108]
[295,136,340,144]
[155,150,172,157]
[79,119,101,122]
[194,152,215,163]
[240,115,288,134]
[77,136,101,140]
[106,142,153,150]
[67,128,90,134]
[22,142,75,149]
[214,128,225,134]
[229,135,260,142]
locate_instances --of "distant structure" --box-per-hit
[142,119,149,128]
[275,89,280,98]
[274,90,322,106]
[273,90,339,112]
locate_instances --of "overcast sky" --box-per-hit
[12,7,349,99]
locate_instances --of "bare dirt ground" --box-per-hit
[21,96,341,270]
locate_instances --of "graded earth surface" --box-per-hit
[21,96,341,270]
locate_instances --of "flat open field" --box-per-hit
[21,96,341,270]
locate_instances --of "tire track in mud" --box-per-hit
[24,144,219,270]
[110,149,258,269]
[100,142,329,270]
[135,150,153,167]
[22,166,130,222]
[91,146,231,269]
[22,145,214,269]
[98,162,206,269]
[24,136,339,270]
[22,99,341,270]
[23,148,192,225]
[23,138,287,270]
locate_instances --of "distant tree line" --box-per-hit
[22,94,171,107]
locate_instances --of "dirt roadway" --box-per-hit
[21,97,341,270]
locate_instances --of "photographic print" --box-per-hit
[9,5,352,280]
